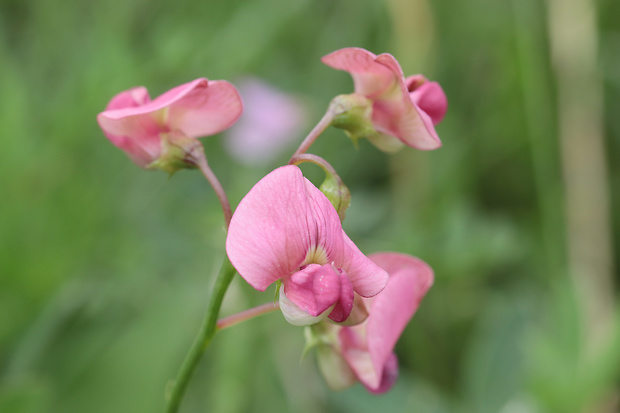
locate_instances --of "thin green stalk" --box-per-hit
[165,256,237,413]
[289,109,334,161]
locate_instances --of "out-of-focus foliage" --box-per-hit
[1,0,619,412]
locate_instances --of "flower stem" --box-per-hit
[217,302,280,330]
[165,256,237,413]
[290,153,339,177]
[290,109,334,161]
[195,156,232,228]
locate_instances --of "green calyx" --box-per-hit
[319,173,351,222]
[328,94,377,144]
[147,132,205,175]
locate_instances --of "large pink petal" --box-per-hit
[373,55,442,150]
[226,166,345,291]
[321,48,397,99]
[166,80,243,137]
[340,234,388,298]
[365,253,433,384]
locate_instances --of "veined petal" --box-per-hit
[322,48,397,99]
[166,80,243,137]
[365,253,433,385]
[226,165,344,291]
[341,234,388,298]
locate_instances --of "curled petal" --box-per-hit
[322,48,397,98]
[373,54,442,150]
[406,76,448,125]
[283,264,341,317]
[279,290,333,326]
[105,86,150,111]
[226,166,345,291]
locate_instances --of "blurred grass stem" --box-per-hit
[165,256,237,413]
[547,0,615,350]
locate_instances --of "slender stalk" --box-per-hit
[290,153,338,177]
[195,156,232,228]
[165,256,237,413]
[289,110,334,161]
[217,302,280,331]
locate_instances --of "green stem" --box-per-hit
[165,256,237,413]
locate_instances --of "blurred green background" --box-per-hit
[1,0,619,412]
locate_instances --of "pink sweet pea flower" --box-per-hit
[322,47,447,152]
[315,252,433,393]
[97,78,242,170]
[226,165,388,326]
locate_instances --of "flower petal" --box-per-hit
[365,253,433,384]
[105,86,150,111]
[322,48,397,99]
[226,165,344,291]
[366,353,398,394]
[279,290,333,326]
[341,233,388,298]
[282,264,341,317]
[407,79,448,125]
[338,326,381,389]
[166,80,243,137]
[97,86,162,167]
[327,270,354,323]
[372,55,442,150]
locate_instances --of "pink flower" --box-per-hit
[315,252,433,393]
[226,165,388,326]
[322,47,447,151]
[97,78,243,170]
[225,77,306,166]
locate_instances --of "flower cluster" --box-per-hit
[97,47,445,402]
